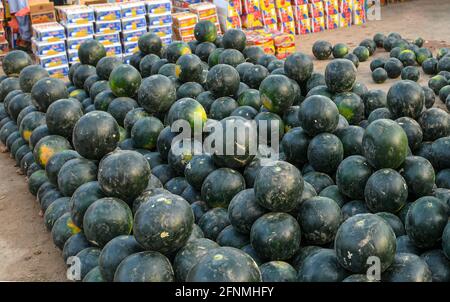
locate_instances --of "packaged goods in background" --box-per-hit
[120,1,146,18]
[105,43,124,56]
[172,12,198,28]
[214,0,242,30]
[189,2,217,19]
[46,64,70,78]
[147,12,173,27]
[309,1,325,18]
[122,16,147,30]
[241,11,263,29]
[67,36,93,51]
[326,13,339,29]
[32,39,66,56]
[32,22,66,42]
[56,5,95,25]
[340,0,353,13]
[67,49,80,65]
[311,16,325,32]
[262,8,278,30]
[122,28,147,43]
[294,4,309,20]
[29,1,56,24]
[296,17,311,34]
[339,11,352,27]
[148,25,173,37]
[123,41,139,56]
[91,3,122,21]
[260,0,275,10]
[65,23,95,38]
[145,0,172,14]
[353,0,365,11]
[274,0,291,8]
[353,7,366,25]
[94,32,121,45]
[161,35,172,45]
[173,0,202,9]
[323,0,339,15]
[38,52,69,69]
[94,20,121,34]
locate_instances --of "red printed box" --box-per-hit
[311,16,325,32]
[326,13,339,29]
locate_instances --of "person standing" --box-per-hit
[8,0,31,50]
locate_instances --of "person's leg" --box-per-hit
[16,15,31,42]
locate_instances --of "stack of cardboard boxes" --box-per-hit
[293,0,311,35]
[189,2,221,35]
[0,2,8,58]
[172,11,197,42]
[90,3,123,59]
[121,1,147,60]
[146,0,173,45]
[324,0,340,30]
[32,22,69,77]
[352,0,366,25]
[276,0,295,34]
[241,0,263,29]
[260,0,277,31]
[213,0,242,30]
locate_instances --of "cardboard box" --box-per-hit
[172,12,198,28]
[145,0,172,14]
[296,18,311,35]
[56,5,95,25]
[38,52,68,68]
[148,25,172,37]
[64,23,95,38]
[67,49,80,64]
[122,28,147,43]
[32,22,66,42]
[326,13,339,29]
[123,41,139,55]
[47,64,70,78]
[30,2,56,24]
[147,12,173,27]
[161,35,172,45]
[95,20,121,34]
[104,43,122,56]
[95,33,121,44]
[122,16,147,30]
[121,2,147,18]
[91,3,122,21]
[311,16,325,32]
[66,36,93,50]
[32,39,66,56]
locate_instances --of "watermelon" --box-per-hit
[362,119,408,169]
[360,39,376,55]
[166,41,192,63]
[33,135,72,168]
[230,188,269,234]
[70,181,106,228]
[242,46,265,64]
[298,196,341,245]
[28,170,48,196]
[297,249,348,282]
[138,32,162,55]
[2,50,32,76]
[332,43,349,58]
[109,64,141,97]
[401,66,420,81]
[45,150,80,185]
[325,59,357,93]
[133,192,193,254]
[0,78,20,102]
[335,213,396,273]
[307,133,343,174]
[384,57,404,78]
[306,72,325,92]
[173,238,219,281]
[45,99,83,138]
[200,167,245,208]
[16,105,37,128]
[72,111,120,160]
[242,64,268,89]
[196,91,216,113]
[8,93,32,121]
[175,54,203,83]
[398,49,417,66]
[98,150,151,203]
[106,97,138,127]
[206,64,240,97]
[89,80,109,101]
[370,58,386,71]
[51,212,81,250]
[429,75,448,94]
[130,116,163,150]
[420,249,450,282]
[422,58,438,75]
[367,107,392,123]
[18,65,49,93]
[344,53,360,68]
[405,196,448,249]
[342,274,378,282]
[231,105,258,119]
[198,208,230,241]
[138,75,176,114]
[299,95,339,136]
[83,267,105,282]
[0,121,18,145]
[176,82,204,100]
[18,111,46,143]
[280,127,310,166]
[57,158,98,197]
[436,169,450,189]
[96,56,122,81]
[387,80,424,119]
[284,52,313,82]
[167,97,207,129]
[216,225,249,248]
[114,251,174,282]
[267,60,284,72]
[257,54,277,67]
[335,125,364,157]
[218,49,245,67]
[72,247,102,280]
[222,29,246,51]
[31,77,68,112]
[207,48,224,67]
[334,92,365,124]
[438,56,450,72]
[62,233,91,262]
[186,247,260,282]
[139,54,160,78]
[353,46,370,62]
[443,222,450,259]
[78,40,106,66]
[184,153,215,190]
[396,117,423,151]
[165,177,189,195]
[382,253,432,282]
[418,108,450,141]
[372,68,388,83]
[312,40,333,60]
[336,155,373,200]
[150,58,168,75]
[43,197,71,231]
[303,171,333,194]
[40,188,63,212]
[396,235,421,255]
[73,64,97,89]
[364,168,408,213]
[195,42,216,62]
[237,89,261,110]
[319,185,347,207]
[260,261,297,282]
[259,74,295,114]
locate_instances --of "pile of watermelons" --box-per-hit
[0,20,450,282]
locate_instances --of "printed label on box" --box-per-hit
[32,22,66,42]
[39,53,69,69]
[93,5,122,21]
[32,39,66,56]
[294,4,309,20]
[122,28,148,43]
[58,6,95,25]
[148,13,173,26]
[65,23,94,38]
[67,50,80,64]
[121,2,147,18]
[311,16,325,32]
[148,25,173,37]
[47,64,69,78]
[122,16,147,30]
[297,18,312,35]
[95,20,122,34]
[104,43,123,56]
[146,0,172,14]
[326,13,339,29]
[94,33,121,45]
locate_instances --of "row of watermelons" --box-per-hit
[0,20,450,282]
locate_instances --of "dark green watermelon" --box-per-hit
[2,50,32,76]
[31,77,68,112]
[28,169,48,196]
[176,82,204,100]
[96,56,122,81]
[62,233,91,262]
[198,208,230,241]
[0,78,20,102]
[72,111,119,160]
[45,98,83,138]
[418,108,450,141]
[367,107,392,123]
[206,64,240,97]
[336,155,373,200]
[242,46,264,64]
[19,65,49,93]
[83,266,105,282]
[201,168,245,208]
[208,48,224,67]
[420,249,450,282]
[372,68,388,83]
[73,64,97,89]
[370,58,386,71]
[131,116,163,150]
[260,261,297,282]
[362,119,408,169]
[57,158,97,197]
[45,150,80,185]
[109,64,141,97]
[382,253,432,282]
[353,46,370,62]
[184,154,216,190]
[44,197,71,231]
[387,80,424,119]
[335,125,364,157]
[114,251,174,282]
[401,66,420,81]
[195,42,216,62]
[259,74,295,114]
[106,97,138,127]
[384,58,404,78]
[396,235,421,255]
[307,133,343,174]
[228,189,267,235]
[98,150,150,203]
[312,40,333,60]
[8,93,32,121]
[332,43,349,58]
[166,41,192,63]
[398,49,417,66]
[237,88,261,109]
[19,111,45,142]
[138,32,162,55]
[344,53,359,68]
[51,212,81,250]
[284,52,313,82]
[325,59,357,93]
[133,192,193,254]
[405,196,448,249]
[333,92,364,124]
[222,29,246,51]
[250,212,300,260]
[137,74,176,113]
[78,39,106,66]
[281,127,310,166]
[318,185,347,207]
[175,54,203,83]
[396,117,423,151]
[364,168,408,213]
[218,49,245,67]
[139,54,160,78]
[33,135,72,168]
[303,172,334,194]
[299,95,339,136]
[297,249,348,282]
[70,181,106,228]
[422,58,438,75]
[216,225,249,248]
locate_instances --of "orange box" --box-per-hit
[30,2,56,24]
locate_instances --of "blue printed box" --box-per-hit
[121,2,147,18]
[95,33,121,44]
[122,16,147,31]
[32,39,66,56]
[47,64,70,78]
[148,25,172,37]
[147,12,172,27]
[123,41,139,55]
[58,6,95,25]
[122,28,147,43]
[67,50,80,65]
[32,22,66,42]
[161,35,172,45]
[39,53,69,69]
[104,43,123,57]
[65,23,95,38]
[146,0,171,14]
[95,20,122,34]
[66,36,93,51]
[92,4,122,21]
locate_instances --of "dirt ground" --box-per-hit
[0,0,449,281]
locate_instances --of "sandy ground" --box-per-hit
[0,0,449,281]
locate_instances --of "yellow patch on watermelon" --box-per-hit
[175,65,181,78]
[39,145,55,167]
[67,219,81,234]
[22,130,32,142]
[180,47,191,55]
[261,95,273,111]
